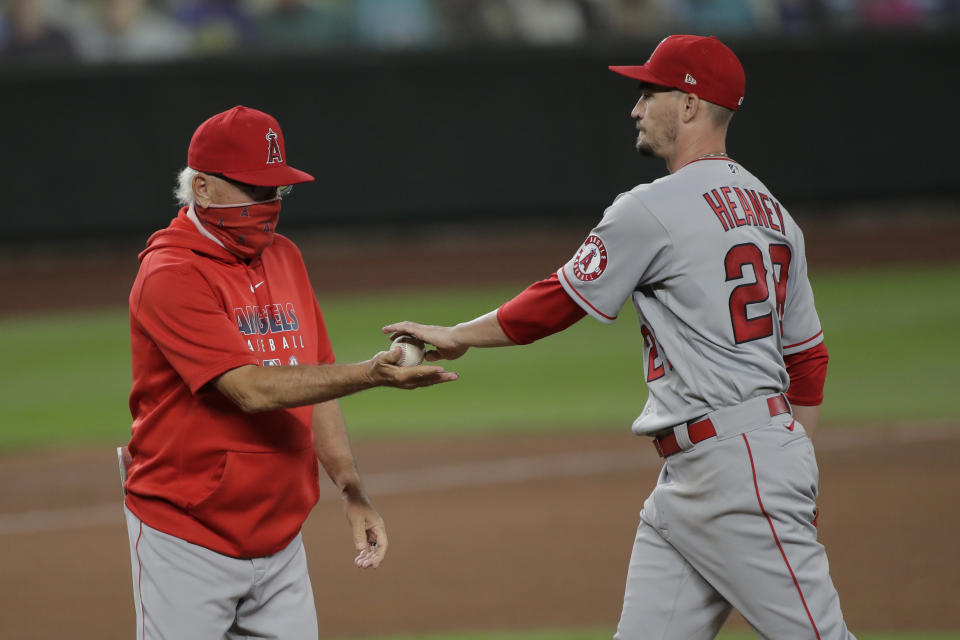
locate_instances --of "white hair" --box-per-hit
[174,167,199,206]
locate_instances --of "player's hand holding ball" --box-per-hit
[365,339,457,389]
[382,321,470,361]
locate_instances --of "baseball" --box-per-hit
[392,335,426,367]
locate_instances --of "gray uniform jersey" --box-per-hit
[558,157,823,435]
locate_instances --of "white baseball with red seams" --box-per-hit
[392,335,425,367]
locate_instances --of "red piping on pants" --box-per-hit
[742,434,822,640]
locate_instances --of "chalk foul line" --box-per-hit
[1,425,955,536]
[0,449,649,536]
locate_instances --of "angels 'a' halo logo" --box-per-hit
[265,128,283,165]
[573,235,608,281]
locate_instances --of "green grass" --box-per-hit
[0,309,132,449]
[0,265,957,451]
[811,265,960,425]
[335,630,959,640]
[328,285,646,437]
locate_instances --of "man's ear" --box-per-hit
[193,173,211,208]
[680,93,701,124]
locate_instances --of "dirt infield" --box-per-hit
[1,428,959,639]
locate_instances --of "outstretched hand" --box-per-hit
[366,343,459,388]
[381,321,470,362]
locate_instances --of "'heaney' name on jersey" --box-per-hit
[702,186,786,234]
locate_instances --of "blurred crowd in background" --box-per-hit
[2,0,959,67]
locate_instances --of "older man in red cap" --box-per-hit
[122,105,458,639]
[383,36,854,639]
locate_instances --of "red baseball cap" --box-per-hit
[609,35,745,111]
[187,105,315,187]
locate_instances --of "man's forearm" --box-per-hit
[381,310,516,362]
[312,400,363,493]
[214,349,458,414]
[216,362,374,413]
[451,310,515,348]
[793,404,821,437]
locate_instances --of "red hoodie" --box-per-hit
[125,208,334,558]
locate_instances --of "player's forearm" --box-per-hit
[451,310,516,348]
[381,313,513,361]
[216,362,375,413]
[312,400,364,493]
[793,404,821,437]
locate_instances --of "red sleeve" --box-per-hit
[496,273,586,345]
[313,296,335,365]
[784,341,829,406]
[133,266,258,394]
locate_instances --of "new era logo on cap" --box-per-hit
[608,35,746,112]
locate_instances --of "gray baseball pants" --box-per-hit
[615,399,855,639]
[124,506,318,639]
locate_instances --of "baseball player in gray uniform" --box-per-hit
[385,35,854,639]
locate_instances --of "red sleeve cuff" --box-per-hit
[496,305,524,346]
[785,341,829,406]
[497,273,586,345]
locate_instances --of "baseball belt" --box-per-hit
[653,394,790,458]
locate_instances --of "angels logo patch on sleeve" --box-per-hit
[573,235,608,281]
